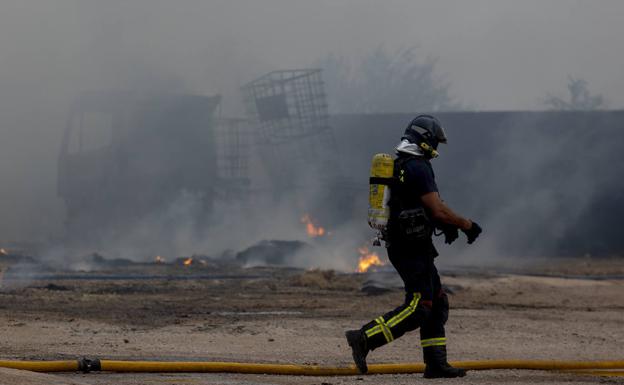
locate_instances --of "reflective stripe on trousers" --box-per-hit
[364,292,421,343]
[421,337,447,347]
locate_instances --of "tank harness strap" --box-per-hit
[369,176,396,186]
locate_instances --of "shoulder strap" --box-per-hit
[388,155,414,213]
[394,154,416,182]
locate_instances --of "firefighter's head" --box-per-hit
[402,115,447,159]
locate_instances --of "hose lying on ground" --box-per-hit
[0,359,623,376]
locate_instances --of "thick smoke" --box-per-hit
[1,1,623,271]
[332,111,624,266]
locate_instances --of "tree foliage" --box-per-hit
[544,76,605,111]
[319,46,460,114]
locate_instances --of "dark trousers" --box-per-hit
[361,241,449,351]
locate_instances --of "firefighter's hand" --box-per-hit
[461,221,482,244]
[442,225,459,244]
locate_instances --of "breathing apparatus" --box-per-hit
[367,115,448,245]
[367,153,394,236]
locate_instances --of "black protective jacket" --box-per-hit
[387,153,439,258]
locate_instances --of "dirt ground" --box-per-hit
[1,257,623,385]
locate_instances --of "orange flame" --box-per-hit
[183,257,193,266]
[155,255,165,263]
[301,214,326,238]
[0,248,7,256]
[356,246,384,273]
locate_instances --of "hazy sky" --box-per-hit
[1,1,623,111]
[1,0,623,241]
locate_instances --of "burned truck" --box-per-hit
[58,91,224,246]
[58,71,358,254]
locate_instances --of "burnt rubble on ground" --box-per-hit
[235,240,312,266]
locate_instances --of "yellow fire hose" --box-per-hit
[0,360,78,372]
[0,359,624,376]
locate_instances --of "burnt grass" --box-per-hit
[0,264,373,328]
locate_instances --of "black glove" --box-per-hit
[437,223,459,244]
[461,221,482,244]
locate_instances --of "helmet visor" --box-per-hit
[435,125,448,144]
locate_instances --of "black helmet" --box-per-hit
[402,114,447,158]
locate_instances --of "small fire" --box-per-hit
[155,255,165,264]
[0,248,7,256]
[356,246,384,273]
[301,214,326,238]
[183,257,193,266]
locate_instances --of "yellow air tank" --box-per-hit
[368,153,394,230]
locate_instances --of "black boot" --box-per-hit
[423,345,466,378]
[345,329,369,374]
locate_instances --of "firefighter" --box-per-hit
[346,115,482,378]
